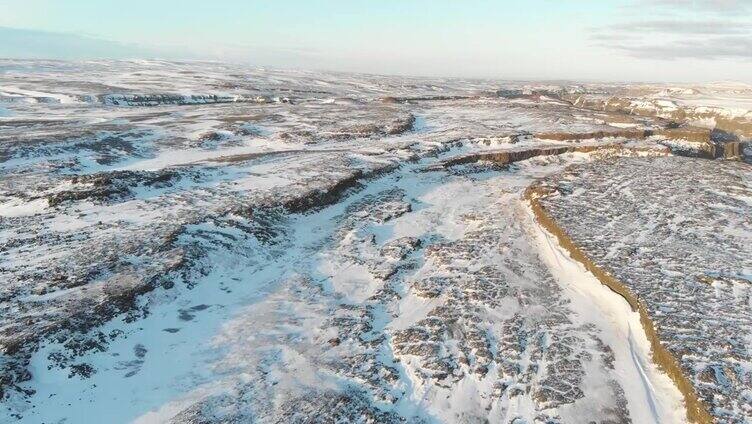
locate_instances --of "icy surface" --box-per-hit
[0,59,748,423]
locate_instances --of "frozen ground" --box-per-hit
[534,157,752,423]
[560,82,752,151]
[0,60,749,423]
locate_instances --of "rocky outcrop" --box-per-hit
[564,94,752,141]
[525,184,713,424]
[100,93,280,106]
[442,143,668,168]
[527,156,752,423]
[381,95,479,103]
[46,169,184,206]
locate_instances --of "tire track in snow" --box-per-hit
[525,201,687,423]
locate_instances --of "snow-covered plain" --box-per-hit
[0,60,749,423]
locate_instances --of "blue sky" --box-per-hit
[1,0,751,82]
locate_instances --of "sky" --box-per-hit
[1,0,751,82]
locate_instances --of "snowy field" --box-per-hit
[535,157,752,422]
[0,60,750,423]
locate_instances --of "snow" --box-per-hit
[529,208,685,424]
[0,86,81,103]
[607,122,639,128]
[536,156,752,420]
[2,58,749,423]
[0,198,48,217]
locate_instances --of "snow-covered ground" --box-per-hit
[1,59,749,423]
[535,157,752,422]
[563,82,752,145]
[4,153,685,423]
